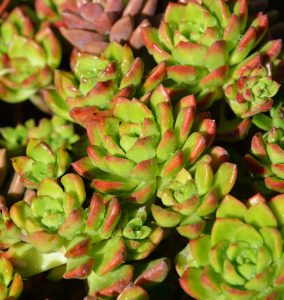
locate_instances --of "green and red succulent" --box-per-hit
[152,146,237,238]
[0,116,79,156]
[245,127,284,193]
[10,173,86,252]
[87,257,170,299]
[0,0,283,299]
[0,7,61,103]
[73,85,216,204]
[0,256,23,300]
[12,139,71,189]
[177,193,284,299]
[0,200,21,249]
[43,42,157,122]
[63,193,163,280]
[142,0,281,116]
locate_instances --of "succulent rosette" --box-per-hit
[0,116,79,156]
[0,256,23,300]
[119,204,164,261]
[10,173,86,253]
[43,42,159,122]
[0,120,34,156]
[0,7,61,103]
[87,257,170,299]
[177,193,284,299]
[245,127,284,193]
[63,193,163,280]
[27,116,80,151]
[224,57,280,118]
[73,85,215,204]
[60,0,159,54]
[12,139,71,189]
[142,0,282,113]
[152,146,237,239]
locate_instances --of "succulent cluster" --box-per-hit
[142,0,282,121]
[0,0,284,299]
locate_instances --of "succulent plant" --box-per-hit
[0,256,23,300]
[73,85,215,204]
[10,173,85,253]
[28,116,80,150]
[177,193,284,299]
[119,204,163,261]
[224,56,280,118]
[59,0,159,54]
[12,139,71,189]
[63,192,122,280]
[63,193,163,280]
[64,235,126,281]
[0,7,61,103]
[152,146,237,239]
[142,1,282,114]
[43,42,163,122]
[1,0,284,298]
[178,0,268,13]
[245,127,284,193]
[0,116,79,156]
[0,198,21,249]
[0,120,34,156]
[87,257,170,299]
[3,242,67,278]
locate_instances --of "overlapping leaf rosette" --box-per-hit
[0,7,61,103]
[142,0,282,118]
[72,85,216,205]
[152,146,237,239]
[9,174,86,253]
[0,256,23,300]
[223,47,280,119]
[43,42,163,123]
[12,138,71,189]
[59,0,159,53]
[0,116,79,156]
[245,127,284,193]
[176,193,284,299]
[64,193,164,283]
